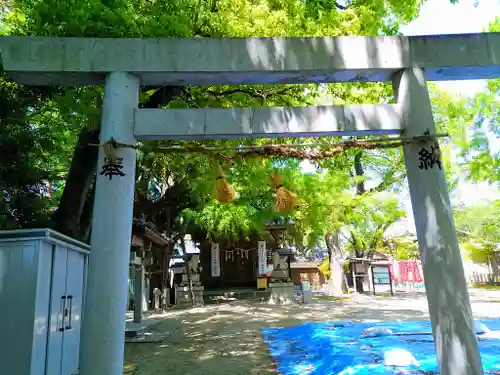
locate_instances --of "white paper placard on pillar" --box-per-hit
[258,241,267,275]
[211,242,220,277]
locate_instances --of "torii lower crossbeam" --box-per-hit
[133,105,402,140]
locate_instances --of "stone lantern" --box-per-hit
[264,216,295,304]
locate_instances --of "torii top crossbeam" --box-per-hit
[1,32,500,86]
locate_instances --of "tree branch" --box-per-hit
[347,228,359,247]
[140,86,188,108]
[354,151,365,195]
[205,87,295,103]
[366,156,407,194]
[367,224,384,253]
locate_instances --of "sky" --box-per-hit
[402,0,500,96]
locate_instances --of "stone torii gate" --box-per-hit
[2,33,499,375]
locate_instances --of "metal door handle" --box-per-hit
[66,295,73,330]
[59,296,66,332]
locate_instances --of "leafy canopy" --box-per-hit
[455,200,500,264]
[0,0,475,251]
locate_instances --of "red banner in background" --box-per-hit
[390,260,423,283]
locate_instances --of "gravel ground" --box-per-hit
[124,288,500,375]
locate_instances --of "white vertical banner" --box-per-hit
[211,242,220,277]
[392,259,399,280]
[258,241,267,276]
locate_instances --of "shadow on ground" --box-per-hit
[124,289,500,375]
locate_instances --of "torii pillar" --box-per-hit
[393,67,483,375]
[79,72,139,375]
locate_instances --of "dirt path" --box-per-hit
[124,289,500,375]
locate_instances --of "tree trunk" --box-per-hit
[52,86,187,242]
[325,232,346,295]
[330,258,345,295]
[354,151,366,195]
[52,128,99,241]
[490,254,500,278]
[353,152,367,293]
[355,276,365,293]
[79,180,96,243]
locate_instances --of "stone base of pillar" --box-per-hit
[175,285,204,308]
[268,282,294,305]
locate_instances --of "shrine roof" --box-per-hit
[132,217,168,247]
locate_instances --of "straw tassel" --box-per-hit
[103,139,120,160]
[269,171,297,212]
[214,163,237,203]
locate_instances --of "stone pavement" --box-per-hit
[125,311,175,343]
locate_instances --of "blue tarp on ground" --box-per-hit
[262,319,500,374]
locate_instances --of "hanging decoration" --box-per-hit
[220,248,256,262]
[269,171,297,212]
[258,241,267,276]
[149,133,449,161]
[237,248,252,260]
[102,139,120,160]
[99,138,127,180]
[223,249,236,262]
[211,243,220,277]
[213,163,237,203]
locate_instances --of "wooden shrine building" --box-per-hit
[128,218,169,322]
[199,238,263,290]
[197,218,296,291]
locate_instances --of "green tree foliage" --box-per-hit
[379,235,419,260]
[318,258,331,279]
[342,192,405,258]
[0,73,75,229]
[455,200,500,267]
[432,18,500,185]
[0,0,468,247]
[438,86,500,185]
